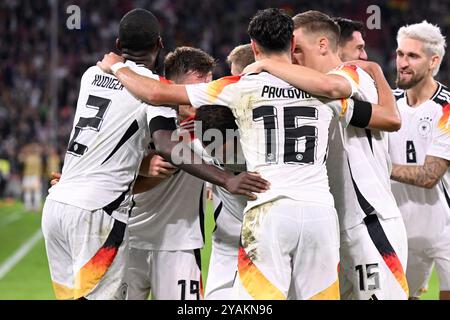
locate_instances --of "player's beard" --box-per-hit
[396,69,426,90]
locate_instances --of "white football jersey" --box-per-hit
[212,177,247,253]
[389,83,450,238]
[327,65,402,230]
[48,61,176,223]
[128,125,206,251]
[128,169,205,251]
[186,72,354,211]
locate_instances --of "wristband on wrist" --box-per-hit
[111,62,127,75]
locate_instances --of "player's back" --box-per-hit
[237,72,357,210]
[326,66,400,230]
[48,61,157,221]
[187,72,354,211]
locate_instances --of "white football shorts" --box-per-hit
[233,199,340,300]
[124,247,203,300]
[41,199,129,300]
[339,215,409,300]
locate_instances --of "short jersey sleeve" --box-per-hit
[185,75,241,109]
[330,65,380,129]
[327,98,355,128]
[328,64,360,98]
[428,104,450,161]
[331,65,379,101]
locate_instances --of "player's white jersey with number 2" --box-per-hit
[48,61,175,223]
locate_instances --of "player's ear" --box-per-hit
[318,37,328,55]
[116,39,122,51]
[250,40,260,58]
[429,54,440,73]
[151,37,164,56]
[206,71,213,83]
[290,35,296,55]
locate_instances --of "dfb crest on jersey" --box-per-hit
[119,283,128,300]
[417,117,433,137]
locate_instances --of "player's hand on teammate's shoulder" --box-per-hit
[224,172,270,200]
[97,52,124,74]
[242,60,267,74]
[344,60,382,79]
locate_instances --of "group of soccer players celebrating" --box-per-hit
[42,7,449,300]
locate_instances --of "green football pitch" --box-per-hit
[0,200,440,300]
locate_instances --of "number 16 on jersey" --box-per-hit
[253,106,318,165]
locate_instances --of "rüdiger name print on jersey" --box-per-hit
[47,61,176,223]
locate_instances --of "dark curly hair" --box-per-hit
[195,105,238,146]
[119,9,160,52]
[247,8,293,54]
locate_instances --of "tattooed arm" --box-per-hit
[391,155,449,189]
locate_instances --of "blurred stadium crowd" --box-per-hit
[0,0,449,200]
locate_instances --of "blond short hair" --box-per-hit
[397,21,446,76]
[227,44,255,74]
[292,10,340,52]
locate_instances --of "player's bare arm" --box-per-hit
[97,52,190,106]
[391,155,449,189]
[244,58,401,132]
[243,59,352,98]
[152,130,270,200]
[356,61,401,132]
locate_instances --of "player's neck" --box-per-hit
[121,53,154,70]
[257,53,291,64]
[318,54,342,74]
[405,76,438,107]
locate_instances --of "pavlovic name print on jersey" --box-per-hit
[261,85,311,99]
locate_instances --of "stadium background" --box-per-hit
[0,0,448,299]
